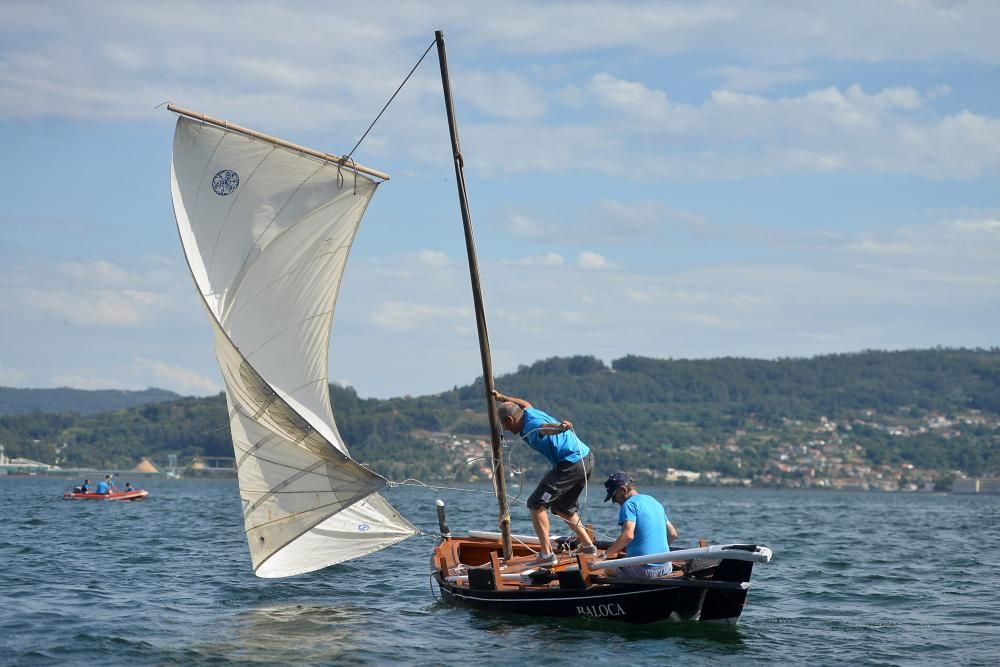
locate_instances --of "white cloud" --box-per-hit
[699,65,814,93]
[59,260,129,284]
[9,6,993,184]
[25,288,161,327]
[0,363,25,386]
[624,288,654,303]
[588,72,675,124]
[590,199,663,235]
[458,69,547,120]
[504,213,560,240]
[453,1,1000,64]
[2,2,999,400]
[369,301,469,330]
[578,251,607,269]
[518,253,564,266]
[3,1,1000,127]
[926,84,952,101]
[478,211,998,374]
[49,373,130,391]
[498,199,716,247]
[951,218,1000,233]
[703,84,926,137]
[132,358,220,395]
[551,83,585,108]
[584,199,717,240]
[460,74,1000,181]
[415,250,450,267]
[793,215,1000,267]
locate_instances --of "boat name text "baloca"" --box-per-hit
[576,603,626,618]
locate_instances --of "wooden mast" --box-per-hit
[434,30,513,561]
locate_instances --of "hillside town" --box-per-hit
[4,408,998,494]
[418,408,1000,493]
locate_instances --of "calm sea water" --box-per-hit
[1,476,998,666]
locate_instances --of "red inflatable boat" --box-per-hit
[62,489,149,501]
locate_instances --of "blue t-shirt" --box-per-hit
[618,493,669,566]
[520,407,590,466]
[96,481,109,494]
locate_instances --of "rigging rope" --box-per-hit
[345,39,436,161]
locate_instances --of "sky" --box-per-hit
[0,1,998,399]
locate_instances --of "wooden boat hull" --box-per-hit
[434,573,749,624]
[431,536,758,625]
[62,490,149,501]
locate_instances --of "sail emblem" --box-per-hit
[211,169,240,196]
[357,523,371,532]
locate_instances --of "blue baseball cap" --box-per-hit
[603,471,632,502]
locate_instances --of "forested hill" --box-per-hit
[0,387,181,417]
[1,348,998,479]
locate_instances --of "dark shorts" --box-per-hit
[526,452,594,515]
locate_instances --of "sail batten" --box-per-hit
[171,113,415,578]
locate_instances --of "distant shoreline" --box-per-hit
[5,473,989,496]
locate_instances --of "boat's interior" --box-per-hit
[432,534,690,591]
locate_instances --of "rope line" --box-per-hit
[345,39,436,160]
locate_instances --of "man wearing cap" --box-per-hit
[602,472,677,578]
[493,390,597,566]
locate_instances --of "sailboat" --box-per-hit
[169,30,772,621]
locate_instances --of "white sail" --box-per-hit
[170,115,417,578]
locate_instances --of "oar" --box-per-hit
[589,544,773,571]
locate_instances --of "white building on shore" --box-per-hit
[952,477,1000,494]
[0,445,55,474]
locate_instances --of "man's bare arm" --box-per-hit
[491,390,532,410]
[603,521,635,560]
[537,420,573,435]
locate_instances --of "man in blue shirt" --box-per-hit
[601,471,677,578]
[494,390,597,566]
[95,478,110,494]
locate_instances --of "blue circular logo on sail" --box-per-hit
[212,169,240,196]
[357,523,371,532]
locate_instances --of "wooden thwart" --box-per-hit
[577,553,593,586]
[489,550,503,590]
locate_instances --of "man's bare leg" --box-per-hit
[531,506,553,554]
[553,509,594,548]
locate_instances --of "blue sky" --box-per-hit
[1,1,998,398]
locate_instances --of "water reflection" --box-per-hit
[464,608,747,647]
[196,602,371,664]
